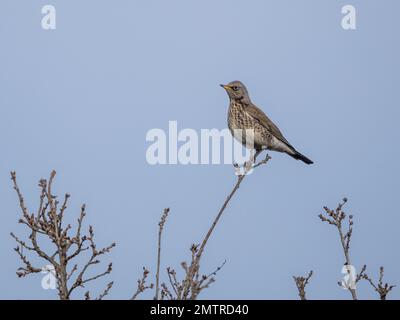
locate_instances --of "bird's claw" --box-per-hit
[233,160,255,176]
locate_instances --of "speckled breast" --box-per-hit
[227,102,270,149]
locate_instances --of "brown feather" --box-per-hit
[244,103,294,149]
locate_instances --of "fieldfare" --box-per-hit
[221,80,313,165]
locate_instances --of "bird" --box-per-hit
[220,80,313,165]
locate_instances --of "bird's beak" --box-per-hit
[220,84,231,91]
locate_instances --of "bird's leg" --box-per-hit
[233,149,263,176]
[233,162,242,176]
[234,150,269,175]
[242,149,263,175]
[233,156,250,176]
[233,149,250,175]
[243,149,255,174]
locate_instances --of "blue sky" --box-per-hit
[1,0,399,299]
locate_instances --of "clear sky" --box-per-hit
[1,0,399,299]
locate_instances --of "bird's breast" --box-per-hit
[228,102,268,149]
[228,103,250,129]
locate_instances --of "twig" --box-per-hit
[10,171,115,300]
[154,208,170,300]
[293,270,313,300]
[131,267,154,300]
[96,281,114,300]
[359,266,395,300]
[318,198,357,300]
[179,151,271,299]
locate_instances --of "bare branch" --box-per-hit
[154,208,170,300]
[96,281,114,300]
[319,198,358,300]
[293,270,313,300]
[179,151,270,299]
[131,267,154,300]
[359,266,395,300]
[10,171,115,300]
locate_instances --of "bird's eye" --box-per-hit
[232,86,239,91]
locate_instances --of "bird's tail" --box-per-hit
[290,150,313,165]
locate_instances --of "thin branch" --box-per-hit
[160,282,174,300]
[131,267,154,300]
[178,151,271,299]
[96,281,114,300]
[359,266,395,300]
[319,198,358,300]
[293,270,313,300]
[166,267,180,297]
[68,226,115,298]
[10,171,115,300]
[154,208,170,300]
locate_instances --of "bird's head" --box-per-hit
[220,80,251,103]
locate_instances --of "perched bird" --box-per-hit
[221,80,313,165]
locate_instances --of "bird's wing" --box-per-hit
[245,103,294,148]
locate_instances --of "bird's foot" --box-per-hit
[233,159,254,176]
[233,153,271,176]
[233,162,242,176]
[244,158,255,175]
